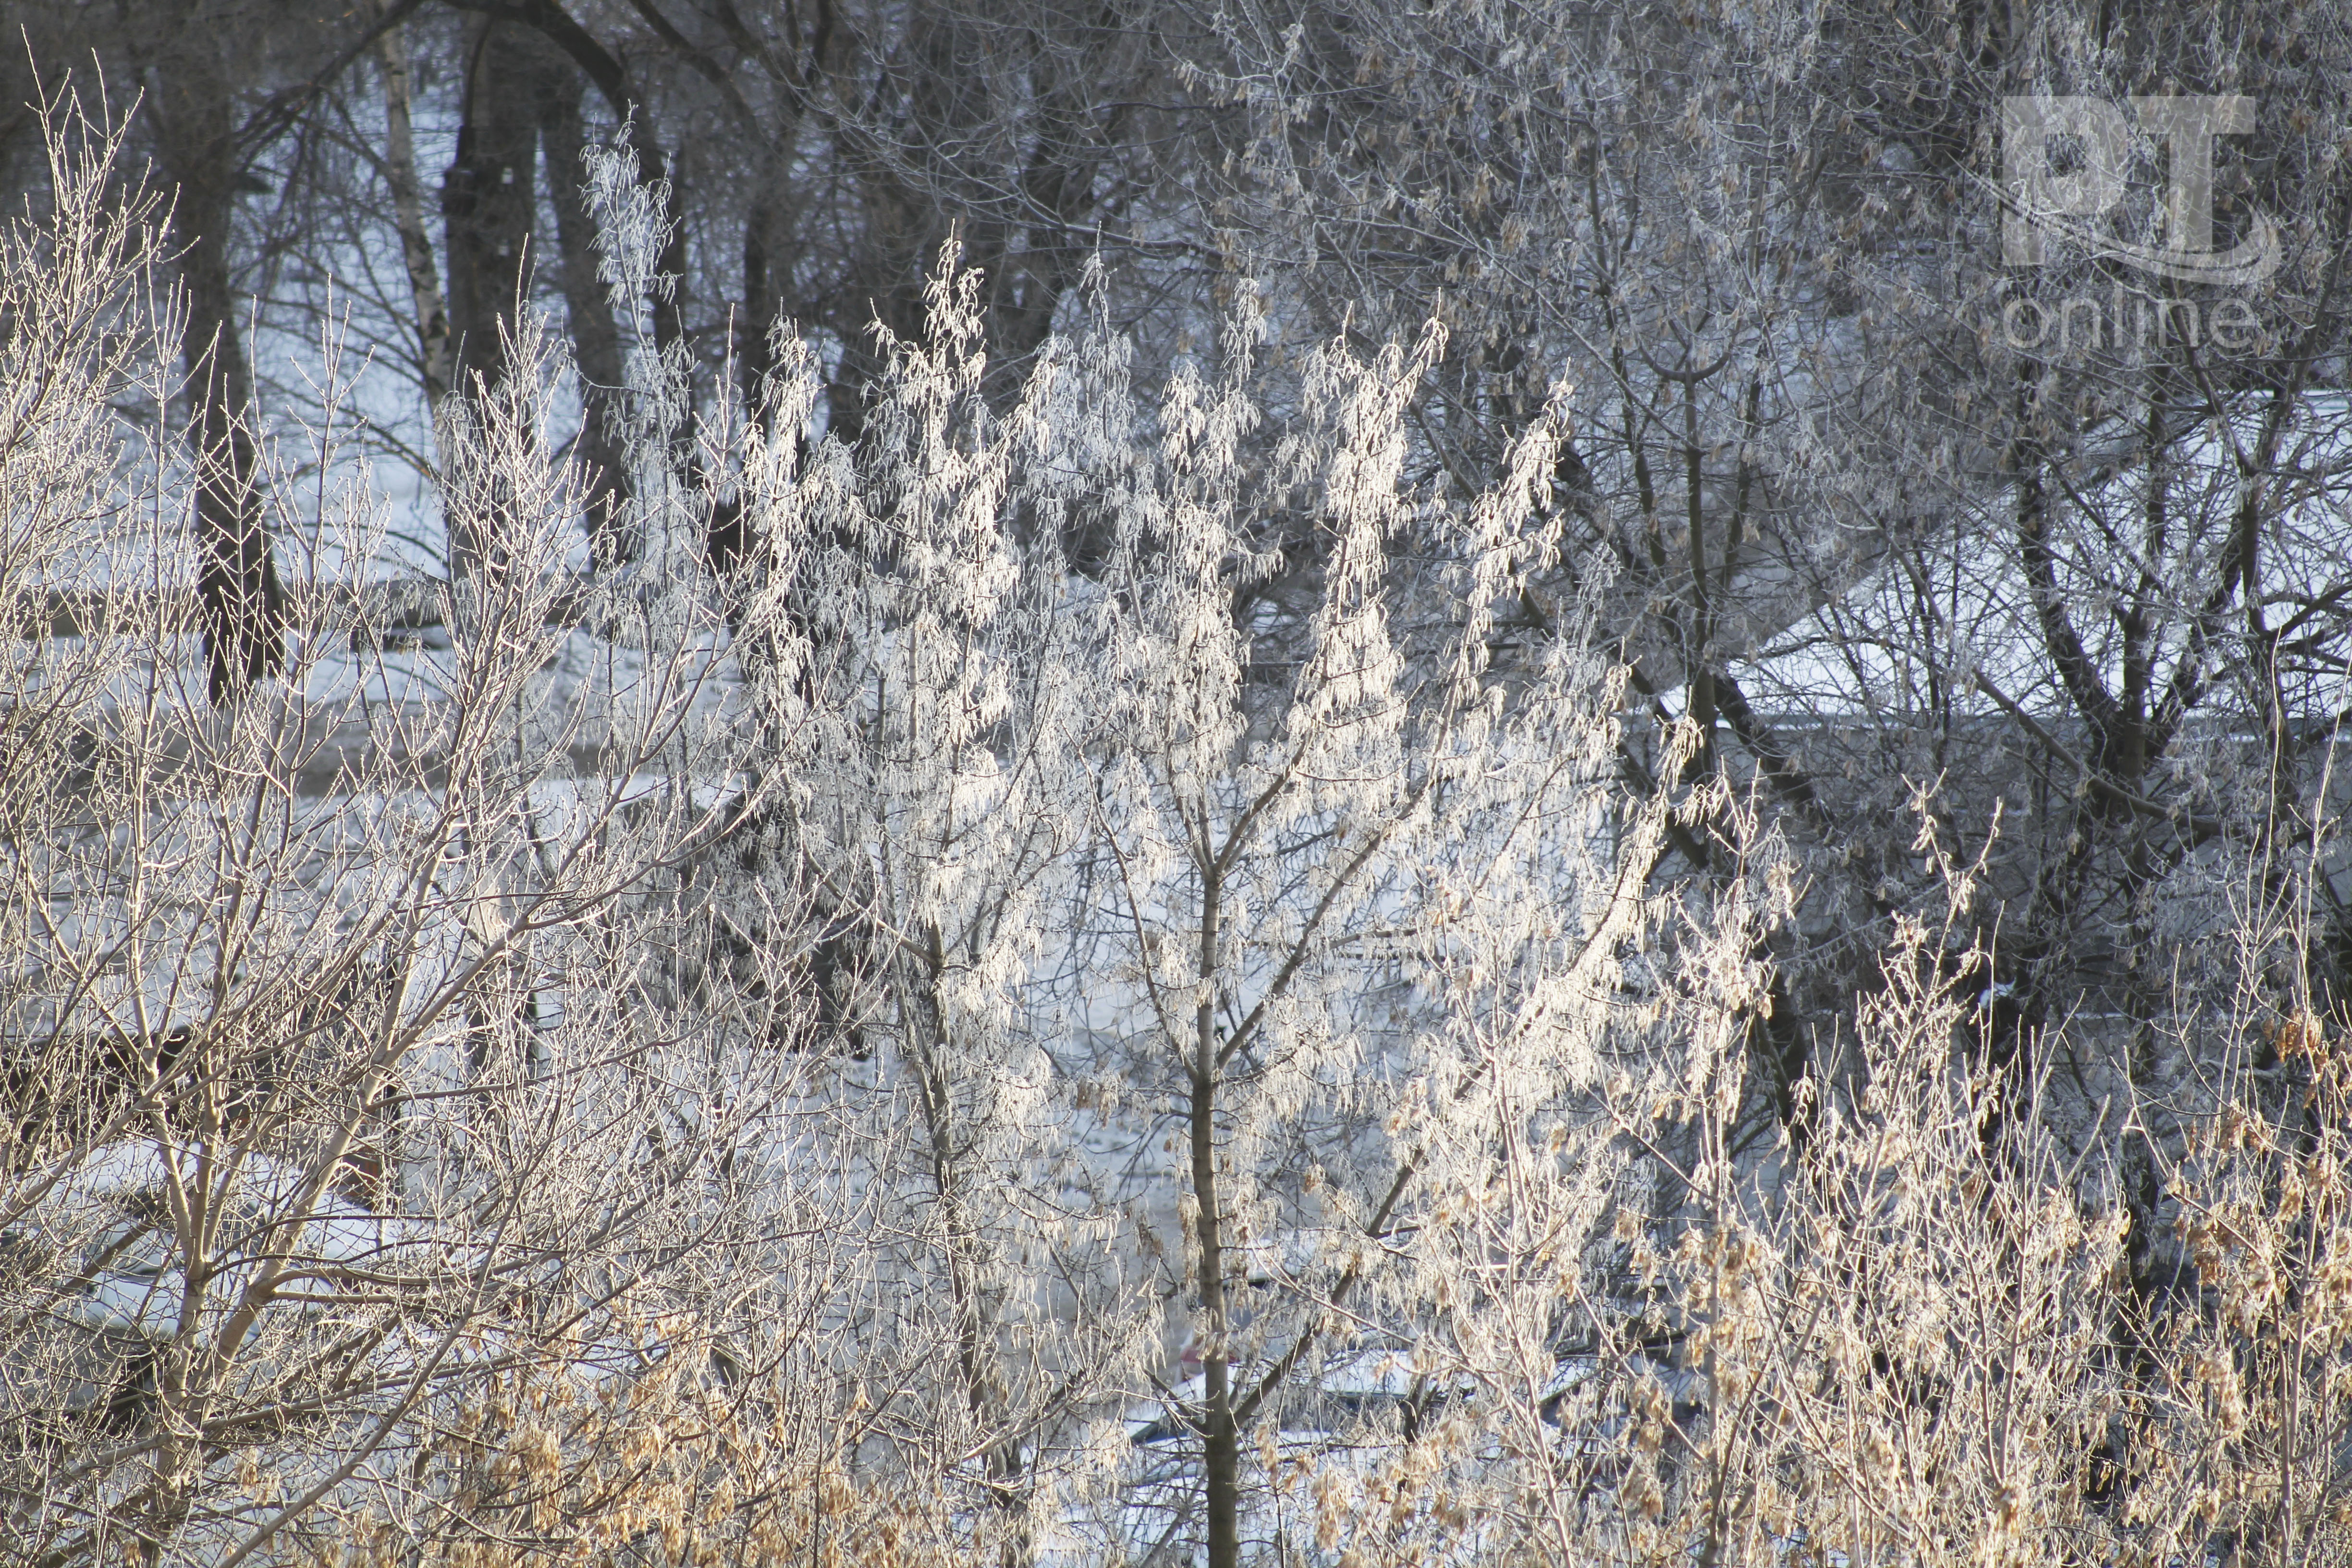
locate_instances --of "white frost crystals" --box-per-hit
[696,225,1663,1564]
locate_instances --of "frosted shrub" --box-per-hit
[0,108,796,1567]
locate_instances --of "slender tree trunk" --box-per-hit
[903,936,1033,1565]
[440,16,541,585]
[739,192,785,430]
[152,62,285,706]
[442,17,539,398]
[708,185,791,579]
[374,4,451,447]
[829,170,936,447]
[1190,861,1240,1568]
[536,50,635,561]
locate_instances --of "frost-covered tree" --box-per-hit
[690,246,1668,1559]
[12,7,2352,1560]
[0,108,828,1566]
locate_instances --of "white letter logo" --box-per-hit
[2002,96,2277,285]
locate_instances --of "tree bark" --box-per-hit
[441,17,541,400]
[536,48,635,561]
[1190,861,1240,1568]
[151,58,285,706]
[440,16,544,585]
[373,3,452,448]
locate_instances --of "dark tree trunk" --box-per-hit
[1190,867,1241,1568]
[535,48,635,561]
[441,17,541,400]
[152,60,285,705]
[440,17,544,584]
